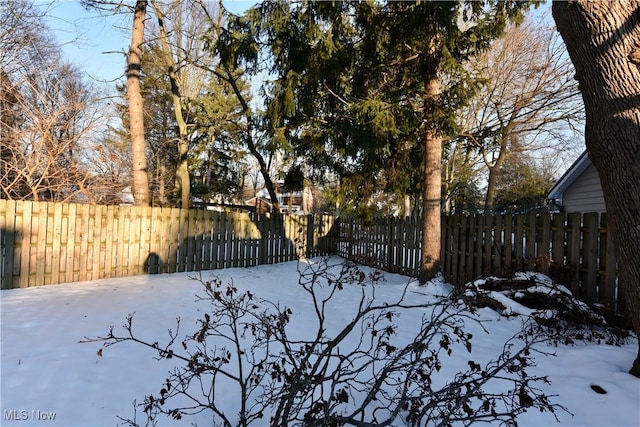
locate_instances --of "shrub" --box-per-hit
[82,258,565,426]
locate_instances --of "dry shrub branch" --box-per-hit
[82,259,568,426]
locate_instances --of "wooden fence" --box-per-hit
[336,215,423,277]
[0,200,623,312]
[337,212,620,309]
[0,200,338,289]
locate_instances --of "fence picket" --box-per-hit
[1,200,17,289]
[34,202,48,285]
[539,214,551,274]
[551,212,566,273]
[566,212,581,296]
[168,208,181,273]
[92,205,104,280]
[114,206,124,277]
[465,215,475,282]
[583,213,599,303]
[493,214,503,273]
[482,214,492,275]
[601,213,618,307]
[104,205,115,278]
[503,213,513,272]
[455,215,467,284]
[19,201,32,288]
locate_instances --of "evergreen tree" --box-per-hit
[233,0,536,281]
[188,73,249,201]
[493,153,555,213]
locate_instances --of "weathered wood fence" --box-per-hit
[0,200,338,289]
[0,199,622,312]
[337,212,620,309]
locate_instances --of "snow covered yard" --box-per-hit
[1,257,638,426]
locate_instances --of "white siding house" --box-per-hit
[548,151,607,213]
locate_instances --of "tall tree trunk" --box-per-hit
[127,0,150,207]
[419,78,442,283]
[483,127,511,214]
[553,0,640,377]
[220,67,281,213]
[152,0,190,208]
[484,166,499,214]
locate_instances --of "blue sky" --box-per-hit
[45,1,256,85]
[44,1,550,87]
[46,1,130,83]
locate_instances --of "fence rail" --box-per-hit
[0,200,338,289]
[337,212,620,310]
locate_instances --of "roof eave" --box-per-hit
[548,151,592,200]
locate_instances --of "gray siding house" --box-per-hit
[548,151,607,213]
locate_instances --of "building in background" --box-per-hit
[548,151,606,213]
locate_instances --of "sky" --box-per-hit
[40,0,580,173]
[44,1,552,87]
[44,1,257,85]
[1,257,638,426]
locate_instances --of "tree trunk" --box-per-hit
[484,165,499,214]
[127,1,150,207]
[419,78,442,284]
[553,0,640,377]
[152,0,190,208]
[219,67,281,213]
[404,194,411,218]
[483,128,510,214]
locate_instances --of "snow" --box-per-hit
[1,256,638,426]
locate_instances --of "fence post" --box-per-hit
[0,199,17,289]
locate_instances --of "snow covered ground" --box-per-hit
[1,257,638,426]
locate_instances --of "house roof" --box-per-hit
[245,196,273,207]
[548,151,591,200]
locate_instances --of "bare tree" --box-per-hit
[552,0,640,378]
[1,66,103,202]
[454,16,583,214]
[89,129,133,204]
[0,0,108,202]
[83,259,565,426]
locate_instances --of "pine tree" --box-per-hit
[239,0,536,282]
